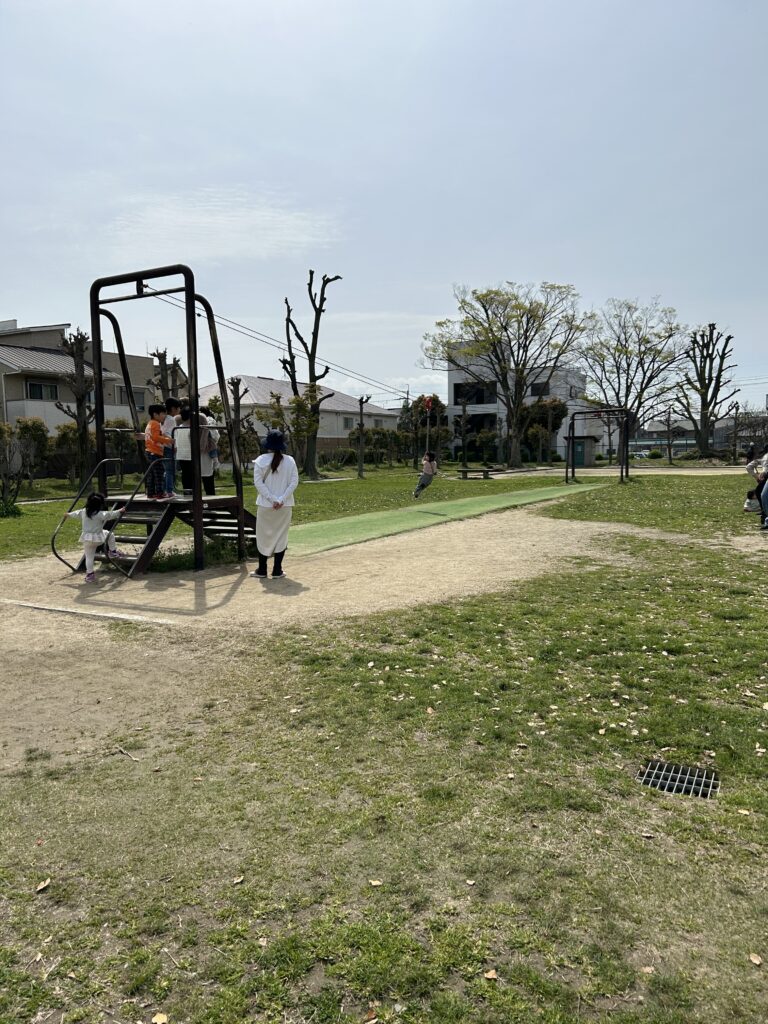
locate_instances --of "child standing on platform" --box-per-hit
[62,492,124,583]
[145,404,174,499]
[162,397,182,497]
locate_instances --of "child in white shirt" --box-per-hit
[62,492,124,583]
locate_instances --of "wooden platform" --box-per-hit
[457,468,494,480]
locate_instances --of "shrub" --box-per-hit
[648,449,663,459]
[549,452,563,463]
[594,453,605,462]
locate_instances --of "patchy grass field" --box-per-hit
[1,475,766,1023]
[544,473,757,538]
[3,470,572,562]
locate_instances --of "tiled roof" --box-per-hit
[0,345,119,379]
[199,375,396,417]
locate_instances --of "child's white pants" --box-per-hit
[83,542,100,574]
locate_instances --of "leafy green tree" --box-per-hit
[524,398,568,463]
[579,298,684,449]
[0,423,31,514]
[15,417,48,486]
[475,428,497,465]
[424,283,588,467]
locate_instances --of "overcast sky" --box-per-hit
[1,0,766,409]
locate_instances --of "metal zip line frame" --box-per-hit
[90,264,247,571]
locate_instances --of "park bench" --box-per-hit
[457,468,494,480]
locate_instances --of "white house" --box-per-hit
[198,375,399,450]
[446,363,609,462]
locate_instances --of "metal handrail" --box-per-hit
[52,456,173,575]
[51,458,125,572]
[100,456,175,577]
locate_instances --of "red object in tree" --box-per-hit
[425,397,433,411]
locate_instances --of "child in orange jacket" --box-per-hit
[144,404,175,499]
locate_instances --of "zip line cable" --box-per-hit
[146,288,410,402]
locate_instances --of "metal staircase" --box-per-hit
[52,460,257,579]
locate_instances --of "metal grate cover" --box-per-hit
[637,760,719,799]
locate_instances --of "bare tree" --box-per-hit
[150,348,170,397]
[55,328,95,486]
[673,323,738,458]
[424,283,588,467]
[739,401,768,451]
[656,406,685,465]
[579,298,685,453]
[282,270,342,479]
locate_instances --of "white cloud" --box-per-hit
[108,187,341,267]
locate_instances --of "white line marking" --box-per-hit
[0,598,173,626]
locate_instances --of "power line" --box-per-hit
[147,289,410,402]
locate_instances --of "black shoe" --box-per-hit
[249,570,268,578]
[272,570,286,578]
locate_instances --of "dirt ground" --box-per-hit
[0,503,754,772]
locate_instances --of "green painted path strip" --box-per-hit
[290,482,606,556]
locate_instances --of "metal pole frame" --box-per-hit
[563,407,630,484]
[194,293,246,562]
[90,265,204,570]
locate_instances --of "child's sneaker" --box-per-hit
[84,572,96,583]
[109,548,127,559]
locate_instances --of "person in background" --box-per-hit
[744,489,762,514]
[200,405,221,471]
[199,408,219,496]
[144,404,174,500]
[162,397,182,497]
[413,450,438,498]
[251,430,299,579]
[174,406,219,496]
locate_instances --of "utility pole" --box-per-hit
[357,394,370,479]
[732,401,740,463]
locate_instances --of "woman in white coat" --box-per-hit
[251,430,299,579]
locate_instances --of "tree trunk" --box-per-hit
[304,427,319,479]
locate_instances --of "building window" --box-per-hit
[454,381,497,405]
[374,418,383,428]
[529,382,550,398]
[569,385,579,399]
[26,380,58,401]
[343,416,354,430]
[118,386,146,411]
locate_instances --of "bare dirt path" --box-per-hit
[0,504,752,771]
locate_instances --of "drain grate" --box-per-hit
[637,760,719,798]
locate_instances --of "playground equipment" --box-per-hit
[564,407,630,484]
[52,265,256,576]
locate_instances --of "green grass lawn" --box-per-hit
[1,474,767,1022]
[542,473,758,538]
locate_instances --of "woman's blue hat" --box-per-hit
[263,429,287,452]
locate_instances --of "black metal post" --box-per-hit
[89,282,108,495]
[195,293,245,561]
[100,308,147,474]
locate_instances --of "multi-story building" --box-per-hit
[446,363,608,462]
[0,319,157,433]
